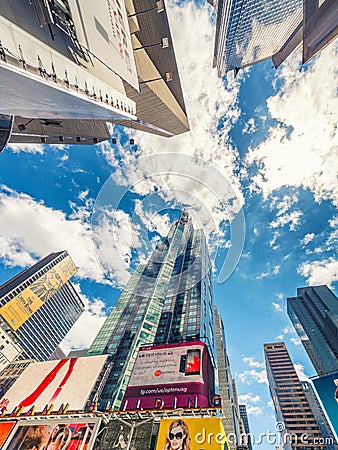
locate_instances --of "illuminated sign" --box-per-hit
[0,355,107,415]
[0,421,16,448]
[121,342,215,411]
[0,255,77,330]
[156,418,228,450]
[1,418,101,450]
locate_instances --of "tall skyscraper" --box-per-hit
[302,381,338,450]
[239,405,253,450]
[287,285,338,376]
[215,306,247,450]
[0,0,189,152]
[211,0,338,76]
[88,211,217,410]
[0,250,84,362]
[264,342,324,450]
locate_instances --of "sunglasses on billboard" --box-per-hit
[169,432,184,440]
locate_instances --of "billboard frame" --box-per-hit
[1,416,102,450]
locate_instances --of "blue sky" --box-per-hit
[0,0,337,447]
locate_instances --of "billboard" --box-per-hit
[0,255,77,330]
[313,371,338,436]
[1,418,101,450]
[121,342,215,411]
[92,417,228,450]
[0,421,16,448]
[68,0,139,90]
[156,418,228,450]
[0,355,107,415]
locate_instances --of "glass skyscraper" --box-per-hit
[88,211,217,410]
[0,251,84,362]
[287,286,338,376]
[211,0,303,75]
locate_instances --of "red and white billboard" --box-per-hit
[121,342,215,411]
[0,355,107,415]
[1,418,101,450]
[0,421,16,448]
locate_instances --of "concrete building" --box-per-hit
[0,250,84,361]
[288,285,338,376]
[0,0,189,152]
[264,342,324,450]
[215,306,248,450]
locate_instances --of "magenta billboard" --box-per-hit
[121,341,215,411]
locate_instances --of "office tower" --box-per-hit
[287,285,338,376]
[264,342,324,450]
[0,327,22,373]
[211,0,338,76]
[0,0,189,152]
[239,405,253,450]
[0,358,36,398]
[0,250,84,361]
[215,307,247,450]
[302,381,338,450]
[88,211,217,410]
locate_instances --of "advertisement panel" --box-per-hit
[0,355,107,415]
[0,255,77,330]
[67,0,139,90]
[121,342,213,411]
[2,418,101,450]
[156,418,228,450]
[313,371,338,436]
[0,421,16,448]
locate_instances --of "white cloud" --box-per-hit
[239,357,267,384]
[243,118,257,135]
[301,233,315,246]
[60,283,107,354]
[246,406,264,416]
[270,210,302,231]
[0,185,140,286]
[242,357,265,368]
[134,199,170,237]
[238,369,268,385]
[294,362,310,382]
[290,337,301,346]
[272,302,283,312]
[92,208,142,286]
[246,42,338,206]
[78,189,89,201]
[238,393,261,404]
[105,0,244,247]
[298,257,338,287]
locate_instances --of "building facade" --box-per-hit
[264,342,324,450]
[0,0,188,152]
[88,211,217,410]
[0,358,36,398]
[302,381,338,450]
[0,251,84,362]
[211,0,338,76]
[287,285,338,376]
[239,405,253,450]
[215,306,247,450]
